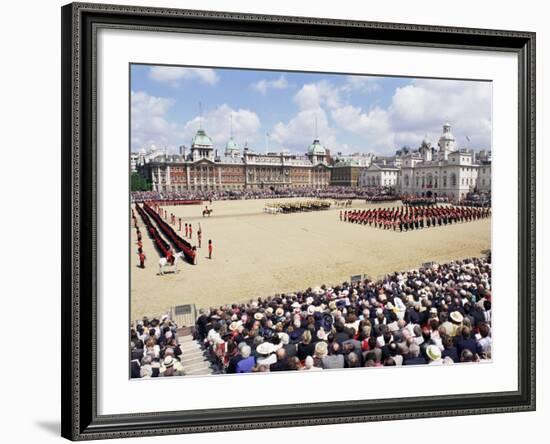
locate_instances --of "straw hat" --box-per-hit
[450,311,464,323]
[163,355,174,368]
[426,345,442,361]
[254,312,264,321]
[256,342,275,356]
[229,321,242,331]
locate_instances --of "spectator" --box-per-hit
[236,345,255,373]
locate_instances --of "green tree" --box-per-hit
[130,173,152,191]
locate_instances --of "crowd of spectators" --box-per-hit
[456,192,492,208]
[401,195,449,206]
[132,188,491,210]
[130,315,185,378]
[131,186,396,203]
[365,195,400,203]
[194,255,492,374]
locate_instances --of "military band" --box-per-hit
[343,205,490,231]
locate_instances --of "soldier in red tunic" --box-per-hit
[138,251,146,268]
[166,249,174,265]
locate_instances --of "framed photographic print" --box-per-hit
[61,2,536,440]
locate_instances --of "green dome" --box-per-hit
[192,129,213,148]
[308,139,326,155]
[225,137,239,152]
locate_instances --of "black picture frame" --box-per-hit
[61,2,536,440]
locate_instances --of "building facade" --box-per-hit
[332,152,375,167]
[130,152,139,173]
[360,163,399,187]
[136,128,331,191]
[330,163,364,187]
[396,123,491,202]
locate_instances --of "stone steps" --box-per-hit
[178,334,213,376]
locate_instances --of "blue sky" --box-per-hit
[131,64,492,156]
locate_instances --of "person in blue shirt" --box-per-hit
[236,345,255,373]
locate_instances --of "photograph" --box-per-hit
[129,64,493,379]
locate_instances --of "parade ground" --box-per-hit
[130,198,491,320]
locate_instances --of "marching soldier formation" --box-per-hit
[343,205,491,232]
[133,202,217,272]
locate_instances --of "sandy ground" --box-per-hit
[130,198,491,320]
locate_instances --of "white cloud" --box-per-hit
[133,75,492,157]
[251,75,289,95]
[294,81,342,111]
[341,75,381,94]
[271,107,338,153]
[148,66,219,87]
[389,79,492,149]
[181,104,261,149]
[331,105,394,151]
[131,91,260,153]
[329,78,492,154]
[131,90,180,151]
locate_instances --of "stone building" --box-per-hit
[136,127,331,191]
[396,122,491,202]
[329,162,363,187]
[360,163,399,187]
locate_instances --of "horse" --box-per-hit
[202,208,213,217]
[158,251,184,276]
